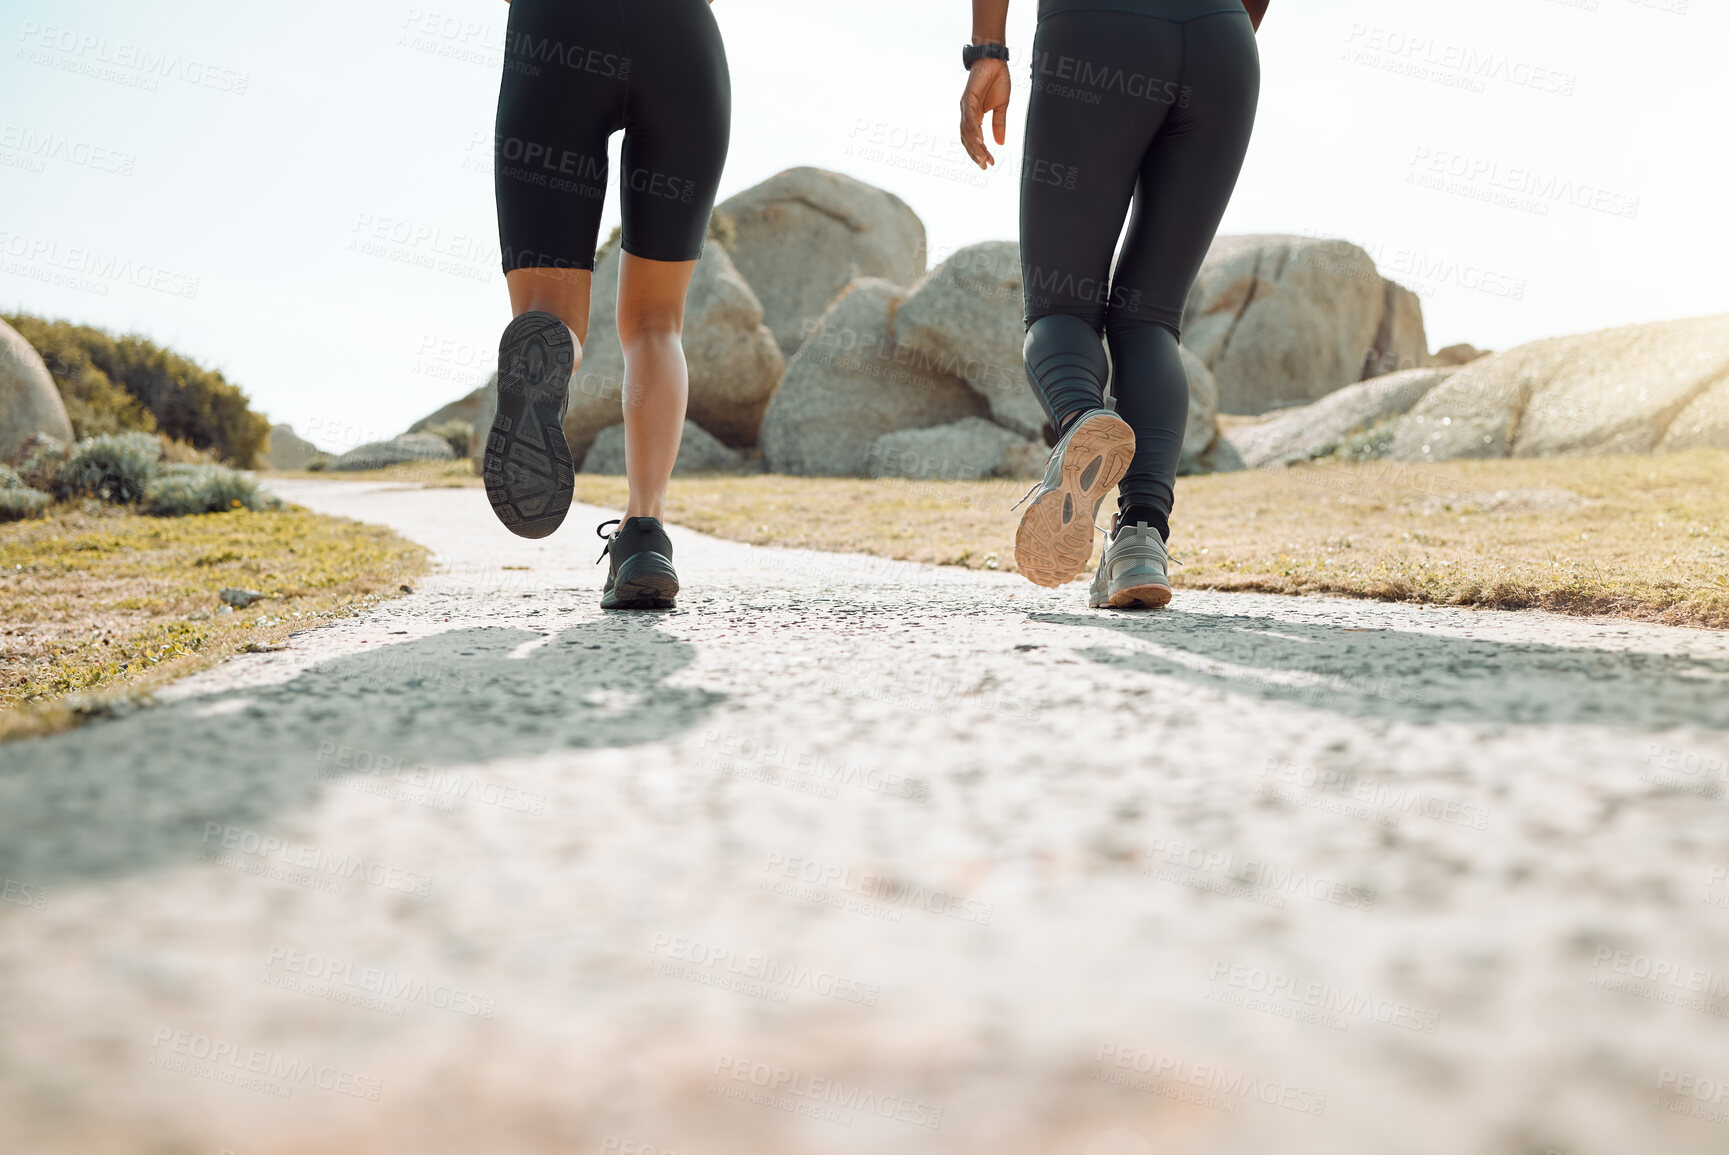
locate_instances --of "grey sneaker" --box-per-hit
[1089,517,1172,609]
[596,517,679,610]
[1012,408,1135,588]
[483,310,576,539]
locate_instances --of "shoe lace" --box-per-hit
[1097,520,1185,566]
[1010,477,1044,511]
[594,518,620,564]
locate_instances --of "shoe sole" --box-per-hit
[602,552,679,610]
[1108,581,1172,609]
[1014,413,1135,588]
[484,311,575,539]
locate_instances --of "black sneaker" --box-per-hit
[483,310,576,539]
[596,517,679,610]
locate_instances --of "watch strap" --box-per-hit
[962,42,1010,70]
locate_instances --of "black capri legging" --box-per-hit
[1020,0,1259,531]
[494,0,731,273]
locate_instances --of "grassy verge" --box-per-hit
[266,461,481,486]
[566,450,1729,628]
[0,504,428,742]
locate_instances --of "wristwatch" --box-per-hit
[962,42,1010,70]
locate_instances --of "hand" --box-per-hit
[959,59,1010,170]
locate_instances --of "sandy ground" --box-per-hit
[3,478,1729,1155]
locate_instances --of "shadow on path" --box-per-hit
[0,616,721,887]
[1032,610,1729,729]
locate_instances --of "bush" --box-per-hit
[53,432,162,504]
[422,419,472,459]
[0,465,51,522]
[2,315,156,440]
[3,313,270,466]
[0,489,50,522]
[143,464,278,517]
[15,434,71,492]
[1324,418,1400,464]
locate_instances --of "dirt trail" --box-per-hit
[3,478,1727,1155]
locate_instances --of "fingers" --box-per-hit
[959,91,993,169]
[992,103,1006,147]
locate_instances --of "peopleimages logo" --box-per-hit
[1143,837,1377,912]
[200,823,433,897]
[1207,961,1442,1034]
[1028,51,1190,107]
[761,851,994,924]
[148,1027,383,1101]
[711,1055,943,1130]
[647,933,881,1006]
[1093,1043,1327,1116]
[263,946,497,1019]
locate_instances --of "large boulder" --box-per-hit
[1431,343,1491,368]
[263,424,320,470]
[1229,367,1456,468]
[892,241,1042,438]
[329,432,454,471]
[869,417,1043,481]
[1662,376,1729,451]
[759,278,989,476]
[718,167,927,358]
[1390,314,1729,462]
[1181,235,1429,415]
[1174,345,1228,474]
[565,241,783,461]
[406,383,489,434]
[580,420,746,475]
[1,318,74,463]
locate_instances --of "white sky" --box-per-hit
[2,0,1725,451]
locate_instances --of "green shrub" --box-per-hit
[143,464,278,517]
[4,313,270,466]
[0,465,51,522]
[422,419,473,458]
[53,432,162,504]
[0,488,50,522]
[1323,418,1400,464]
[15,435,71,492]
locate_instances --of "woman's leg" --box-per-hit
[1017,11,1178,432]
[614,254,697,521]
[1106,11,1261,540]
[1010,10,1180,588]
[486,0,624,536]
[505,268,592,349]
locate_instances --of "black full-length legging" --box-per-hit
[1020,0,1259,534]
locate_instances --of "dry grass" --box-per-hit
[566,450,1729,628]
[0,503,428,742]
[265,460,482,487]
[273,450,1729,628]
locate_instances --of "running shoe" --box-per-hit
[596,517,679,610]
[1012,408,1135,588]
[1089,515,1173,609]
[483,310,576,539]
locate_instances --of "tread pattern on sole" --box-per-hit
[1014,413,1136,588]
[1109,582,1173,609]
[484,311,576,540]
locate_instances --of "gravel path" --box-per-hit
[4,478,1729,1155]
